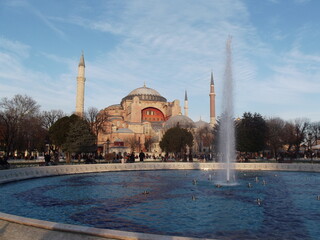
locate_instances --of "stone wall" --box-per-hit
[1,162,320,184]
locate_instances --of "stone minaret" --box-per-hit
[75,52,86,117]
[184,90,188,117]
[209,72,216,126]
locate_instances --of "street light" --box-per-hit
[106,138,110,154]
[308,133,313,161]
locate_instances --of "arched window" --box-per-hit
[142,107,165,122]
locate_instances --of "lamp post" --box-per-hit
[106,138,110,155]
[308,133,313,162]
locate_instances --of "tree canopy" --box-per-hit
[236,112,268,153]
[49,114,96,155]
[41,110,66,130]
[64,118,97,154]
[49,114,79,148]
[160,126,193,154]
[266,117,286,157]
[0,94,42,156]
[84,107,108,143]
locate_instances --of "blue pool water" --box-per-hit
[0,170,319,239]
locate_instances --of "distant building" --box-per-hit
[75,53,216,156]
[98,84,182,155]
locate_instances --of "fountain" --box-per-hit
[1,168,320,239]
[218,36,236,184]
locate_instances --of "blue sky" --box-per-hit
[1,0,320,122]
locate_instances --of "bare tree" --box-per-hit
[85,107,99,124]
[0,94,40,156]
[41,110,65,130]
[282,118,310,156]
[195,125,213,153]
[293,118,310,154]
[195,127,205,153]
[308,121,320,145]
[19,116,47,155]
[282,121,296,152]
[202,127,214,151]
[0,94,40,118]
[84,107,109,142]
[144,135,156,152]
[125,136,140,152]
[266,117,286,158]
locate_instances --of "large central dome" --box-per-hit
[128,86,162,97]
[121,85,167,103]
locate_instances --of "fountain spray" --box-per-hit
[218,36,235,183]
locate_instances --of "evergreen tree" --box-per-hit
[64,119,96,154]
[160,126,193,155]
[49,114,79,148]
[49,114,96,163]
[236,112,267,153]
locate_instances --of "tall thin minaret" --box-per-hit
[75,52,86,117]
[184,90,188,117]
[209,72,216,126]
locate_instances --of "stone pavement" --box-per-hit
[0,219,116,240]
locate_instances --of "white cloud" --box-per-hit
[0,37,30,58]
[67,0,259,121]
[2,0,320,121]
[40,52,75,69]
[0,36,75,112]
[5,1,67,40]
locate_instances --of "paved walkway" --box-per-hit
[0,220,116,240]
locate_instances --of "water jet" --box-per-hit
[218,36,236,184]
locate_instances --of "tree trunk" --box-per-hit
[66,152,71,164]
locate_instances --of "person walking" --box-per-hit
[139,150,145,162]
[130,152,135,163]
[44,152,51,166]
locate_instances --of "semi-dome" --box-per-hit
[121,85,167,103]
[106,104,123,110]
[164,114,195,130]
[194,119,212,129]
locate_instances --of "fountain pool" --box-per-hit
[0,169,320,239]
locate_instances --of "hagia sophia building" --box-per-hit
[75,53,216,156]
